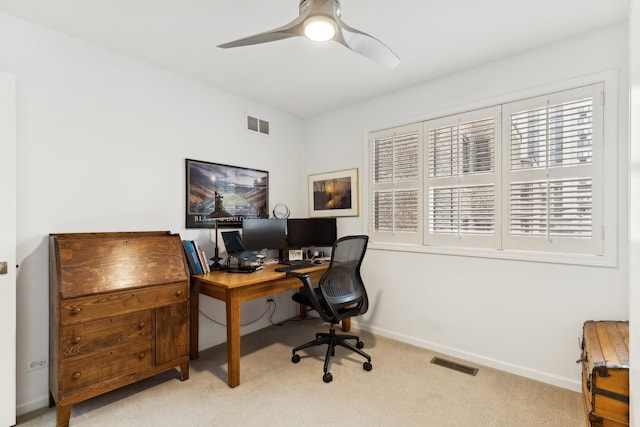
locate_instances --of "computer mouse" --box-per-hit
[313,259,323,264]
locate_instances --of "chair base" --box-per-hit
[291,323,372,382]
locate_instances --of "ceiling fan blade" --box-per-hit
[217,13,307,49]
[334,18,400,69]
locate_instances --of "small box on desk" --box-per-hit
[580,320,629,427]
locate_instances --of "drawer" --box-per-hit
[61,310,152,359]
[60,282,188,325]
[61,338,152,395]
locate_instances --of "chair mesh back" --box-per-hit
[319,235,368,320]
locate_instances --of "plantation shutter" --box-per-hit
[424,106,501,248]
[369,124,422,243]
[366,81,606,258]
[502,84,603,254]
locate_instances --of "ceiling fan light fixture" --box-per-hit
[217,0,400,68]
[303,16,336,42]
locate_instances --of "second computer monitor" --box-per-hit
[241,218,287,251]
[286,218,337,248]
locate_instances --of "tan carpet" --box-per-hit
[18,317,584,426]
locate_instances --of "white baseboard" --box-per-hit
[17,395,50,417]
[356,322,582,393]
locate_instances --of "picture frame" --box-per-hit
[308,168,359,217]
[185,159,269,228]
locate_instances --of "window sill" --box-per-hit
[368,241,617,268]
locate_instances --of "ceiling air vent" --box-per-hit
[246,115,270,136]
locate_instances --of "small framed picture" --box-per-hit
[308,168,359,217]
[288,249,303,261]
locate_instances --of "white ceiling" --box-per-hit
[0,0,630,118]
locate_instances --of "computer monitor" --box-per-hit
[286,218,337,248]
[241,218,287,251]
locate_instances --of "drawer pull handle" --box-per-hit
[71,307,82,315]
[72,372,81,380]
[138,322,145,329]
[175,290,183,297]
[72,337,81,344]
[138,352,146,360]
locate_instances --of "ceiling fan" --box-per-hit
[217,0,400,69]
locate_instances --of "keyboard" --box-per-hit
[275,261,317,272]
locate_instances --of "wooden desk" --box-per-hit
[190,264,350,387]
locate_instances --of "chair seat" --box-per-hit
[291,289,315,306]
[293,288,328,315]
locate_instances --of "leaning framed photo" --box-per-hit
[185,159,269,228]
[308,168,359,217]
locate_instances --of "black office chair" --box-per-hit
[286,235,372,383]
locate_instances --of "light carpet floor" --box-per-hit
[18,317,584,426]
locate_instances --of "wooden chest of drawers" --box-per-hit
[580,320,629,427]
[49,232,191,427]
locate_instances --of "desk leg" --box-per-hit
[226,289,241,388]
[189,279,200,360]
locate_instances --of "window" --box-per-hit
[369,124,422,244]
[425,106,501,248]
[368,83,605,256]
[502,85,601,254]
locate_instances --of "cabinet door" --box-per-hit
[155,302,189,365]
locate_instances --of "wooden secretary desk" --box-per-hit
[49,231,190,427]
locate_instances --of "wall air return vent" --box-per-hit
[246,115,270,136]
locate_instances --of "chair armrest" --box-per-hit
[284,271,314,292]
[286,271,309,281]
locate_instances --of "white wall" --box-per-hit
[629,1,639,425]
[303,22,630,392]
[0,12,308,415]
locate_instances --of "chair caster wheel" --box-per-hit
[292,354,300,363]
[356,341,364,349]
[363,361,372,371]
[323,372,333,383]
